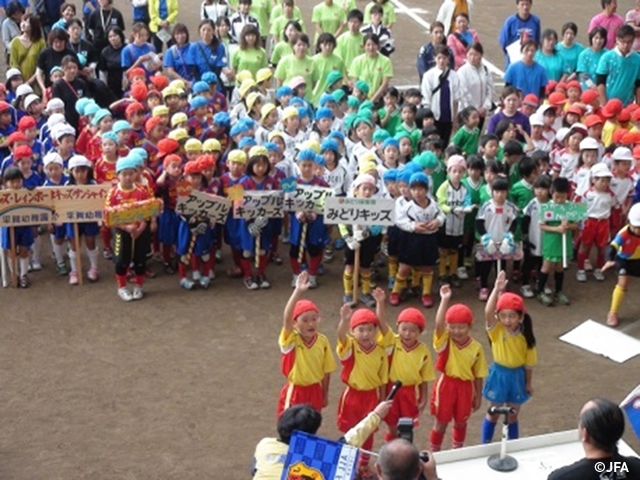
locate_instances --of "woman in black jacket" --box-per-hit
[87,0,124,54]
[98,26,125,98]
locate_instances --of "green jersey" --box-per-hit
[336,31,364,70]
[451,126,480,157]
[270,14,306,43]
[270,41,293,65]
[509,179,534,241]
[430,157,447,193]
[378,106,401,135]
[311,52,345,106]
[274,54,315,100]
[311,2,346,42]
[348,53,393,99]
[231,47,267,78]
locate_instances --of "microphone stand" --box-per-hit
[487,407,518,472]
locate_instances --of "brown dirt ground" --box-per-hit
[0,1,639,479]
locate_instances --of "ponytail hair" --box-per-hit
[521,312,536,349]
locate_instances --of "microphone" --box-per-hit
[488,406,516,415]
[385,381,403,401]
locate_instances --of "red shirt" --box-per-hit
[106,183,151,208]
[95,156,118,185]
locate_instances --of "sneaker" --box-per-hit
[69,271,79,285]
[30,261,42,271]
[343,293,354,304]
[117,287,133,301]
[478,288,489,301]
[538,292,554,307]
[258,275,271,289]
[576,270,587,282]
[450,275,461,288]
[606,312,619,327]
[103,248,113,260]
[520,285,535,298]
[199,276,211,289]
[270,252,283,265]
[456,266,469,280]
[422,294,434,308]
[323,248,334,263]
[180,278,195,290]
[244,276,259,290]
[163,263,175,275]
[439,275,451,287]
[387,276,395,290]
[56,262,69,276]
[308,275,318,289]
[334,238,345,250]
[593,269,605,281]
[389,292,401,306]
[18,275,30,288]
[87,268,99,282]
[555,291,571,305]
[132,285,144,300]
[215,250,222,262]
[584,259,593,271]
[361,293,376,308]
[192,270,202,281]
[544,286,553,295]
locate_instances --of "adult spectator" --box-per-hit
[200,0,231,22]
[417,21,454,82]
[229,0,260,43]
[589,0,624,50]
[421,44,460,144]
[67,18,97,76]
[2,2,26,62]
[446,12,479,70]
[534,29,571,83]
[577,26,608,90]
[252,400,392,479]
[556,22,584,76]
[51,54,88,130]
[375,439,439,480]
[148,0,179,53]
[121,22,161,78]
[98,25,125,98]
[86,0,125,55]
[498,0,541,68]
[487,86,531,140]
[436,0,470,36]
[458,42,495,130]
[504,39,548,98]
[32,0,64,33]
[311,0,346,44]
[274,32,313,95]
[191,19,230,82]
[163,24,197,86]
[548,398,640,479]
[349,32,393,103]
[9,13,45,90]
[35,28,78,93]
[596,25,640,106]
[625,1,640,52]
[231,24,267,79]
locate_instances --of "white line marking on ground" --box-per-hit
[390,0,505,77]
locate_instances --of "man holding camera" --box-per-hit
[375,439,440,480]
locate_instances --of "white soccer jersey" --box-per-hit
[437,180,469,237]
[582,187,617,220]
[552,148,580,179]
[323,164,351,196]
[396,197,445,234]
[610,175,634,206]
[477,200,518,242]
[571,166,592,200]
[523,198,544,257]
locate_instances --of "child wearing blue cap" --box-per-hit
[280,106,306,161]
[188,96,211,140]
[308,107,334,144]
[380,137,400,173]
[200,112,231,153]
[86,109,114,163]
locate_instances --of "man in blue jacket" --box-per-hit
[498,0,541,68]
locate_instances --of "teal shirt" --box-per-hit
[556,42,584,74]
[596,48,640,105]
[534,50,571,81]
[577,47,607,89]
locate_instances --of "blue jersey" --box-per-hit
[44,174,69,187]
[23,171,42,188]
[163,44,196,82]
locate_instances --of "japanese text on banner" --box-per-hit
[233,191,284,220]
[177,190,232,225]
[284,185,334,214]
[540,202,587,222]
[324,196,396,226]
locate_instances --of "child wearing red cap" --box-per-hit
[15,146,43,270]
[481,271,537,443]
[336,288,388,474]
[142,119,169,173]
[278,271,336,417]
[156,154,182,274]
[378,305,435,442]
[430,284,488,451]
[125,102,148,148]
[17,116,44,177]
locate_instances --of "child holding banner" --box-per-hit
[1,167,33,288]
[278,271,336,417]
[65,156,101,285]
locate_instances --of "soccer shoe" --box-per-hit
[389,292,401,306]
[132,285,144,300]
[199,276,211,289]
[343,293,354,304]
[456,266,469,280]
[103,247,113,260]
[478,288,489,301]
[606,312,619,327]
[270,252,283,265]
[593,269,605,281]
[180,278,195,290]
[291,274,299,288]
[258,275,271,289]
[538,292,554,307]
[18,275,30,288]
[576,270,587,282]
[520,285,535,298]
[421,294,434,308]
[544,286,553,295]
[555,292,571,305]
[117,287,133,301]
[192,270,202,281]
[56,262,69,276]
[87,268,99,282]
[361,294,376,308]
[244,276,259,290]
[308,275,318,289]
[69,271,79,285]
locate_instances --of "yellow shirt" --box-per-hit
[337,336,388,391]
[487,322,537,368]
[379,330,436,385]
[433,330,488,381]
[252,438,288,480]
[279,328,336,385]
[602,120,630,147]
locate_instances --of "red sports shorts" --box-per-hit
[430,375,474,424]
[277,382,323,417]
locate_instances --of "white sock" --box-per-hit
[52,240,65,264]
[19,257,29,277]
[87,248,99,270]
[68,250,77,273]
[31,235,41,264]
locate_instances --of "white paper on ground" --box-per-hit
[559,319,640,363]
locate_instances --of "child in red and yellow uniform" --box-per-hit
[380,306,436,441]
[430,285,488,451]
[278,271,336,417]
[336,288,388,473]
[96,132,120,257]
